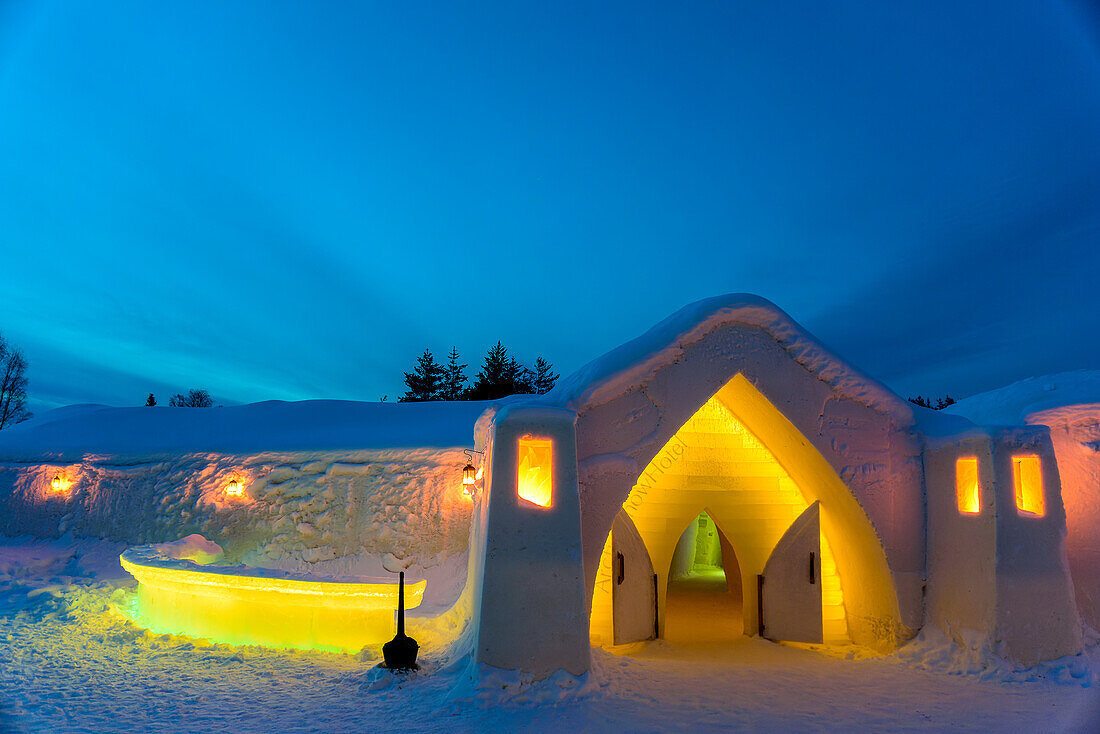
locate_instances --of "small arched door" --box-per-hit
[760,502,822,643]
[611,511,657,644]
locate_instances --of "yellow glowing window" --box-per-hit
[1012,455,1044,516]
[955,457,980,514]
[517,437,553,508]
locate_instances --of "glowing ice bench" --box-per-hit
[120,543,426,654]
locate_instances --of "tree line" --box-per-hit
[0,324,968,422]
[908,394,956,410]
[400,342,559,402]
[144,389,215,408]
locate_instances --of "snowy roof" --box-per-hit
[547,293,914,423]
[945,370,1100,425]
[0,400,490,461]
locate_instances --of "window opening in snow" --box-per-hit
[517,437,553,508]
[955,457,980,514]
[1012,455,1044,516]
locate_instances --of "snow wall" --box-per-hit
[1034,405,1100,632]
[0,401,487,646]
[923,423,1081,664]
[948,373,1100,633]
[0,447,472,570]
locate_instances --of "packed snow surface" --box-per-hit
[1,536,1097,733]
[0,400,491,460]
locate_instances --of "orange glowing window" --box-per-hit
[517,437,553,508]
[1012,455,1044,516]
[955,457,980,514]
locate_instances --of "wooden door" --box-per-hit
[611,510,657,644]
[760,501,822,643]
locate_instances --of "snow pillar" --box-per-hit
[925,426,1081,664]
[470,405,589,678]
[989,426,1080,664]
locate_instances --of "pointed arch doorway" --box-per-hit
[590,375,894,648]
[663,509,744,644]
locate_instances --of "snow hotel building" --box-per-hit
[0,295,1091,678]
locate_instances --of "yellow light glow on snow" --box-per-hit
[517,437,553,508]
[1012,455,1045,516]
[45,473,75,497]
[120,552,426,653]
[955,457,981,514]
[199,471,256,509]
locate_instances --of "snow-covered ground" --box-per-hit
[1,535,1097,733]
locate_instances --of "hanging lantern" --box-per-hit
[462,463,477,498]
[226,479,243,498]
[48,473,72,495]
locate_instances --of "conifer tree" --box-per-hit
[908,394,955,410]
[506,357,535,395]
[532,357,559,394]
[145,393,157,406]
[468,342,513,400]
[400,349,444,402]
[440,347,468,401]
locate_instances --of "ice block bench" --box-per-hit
[120,537,425,653]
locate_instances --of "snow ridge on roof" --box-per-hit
[548,293,913,422]
[946,369,1100,426]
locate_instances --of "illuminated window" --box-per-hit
[1012,455,1044,516]
[517,437,553,508]
[955,457,980,514]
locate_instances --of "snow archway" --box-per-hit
[589,374,901,650]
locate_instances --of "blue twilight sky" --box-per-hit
[1,1,1099,414]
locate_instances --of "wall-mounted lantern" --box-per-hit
[462,463,477,497]
[461,449,484,499]
[48,473,74,494]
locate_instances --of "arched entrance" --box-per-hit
[590,374,896,648]
[663,510,743,643]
